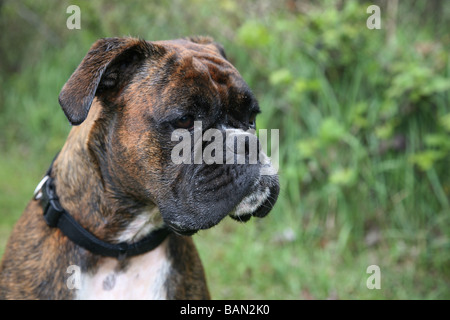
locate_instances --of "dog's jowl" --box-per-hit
[0,36,279,299]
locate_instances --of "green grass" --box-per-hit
[1,0,449,299]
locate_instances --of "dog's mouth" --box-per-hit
[160,172,279,236]
[158,129,280,236]
[228,175,279,223]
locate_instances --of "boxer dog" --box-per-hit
[0,36,279,299]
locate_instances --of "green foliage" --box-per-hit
[237,20,272,48]
[0,0,449,299]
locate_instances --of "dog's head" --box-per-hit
[59,37,279,235]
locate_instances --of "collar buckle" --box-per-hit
[33,175,50,200]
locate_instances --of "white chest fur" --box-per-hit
[75,240,171,300]
[75,209,171,300]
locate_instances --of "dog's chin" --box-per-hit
[167,226,199,236]
[160,165,279,236]
[228,174,279,223]
[229,213,252,223]
[161,218,202,236]
[174,178,279,236]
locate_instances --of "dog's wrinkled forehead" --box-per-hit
[139,39,255,119]
[58,36,255,126]
[163,41,243,87]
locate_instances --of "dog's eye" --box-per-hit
[174,115,194,129]
[249,112,257,128]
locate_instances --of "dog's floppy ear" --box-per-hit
[59,37,164,125]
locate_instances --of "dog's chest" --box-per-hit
[75,245,171,300]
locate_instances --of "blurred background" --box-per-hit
[0,0,449,299]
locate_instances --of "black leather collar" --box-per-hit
[34,157,171,260]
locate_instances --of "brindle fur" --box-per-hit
[0,36,278,299]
